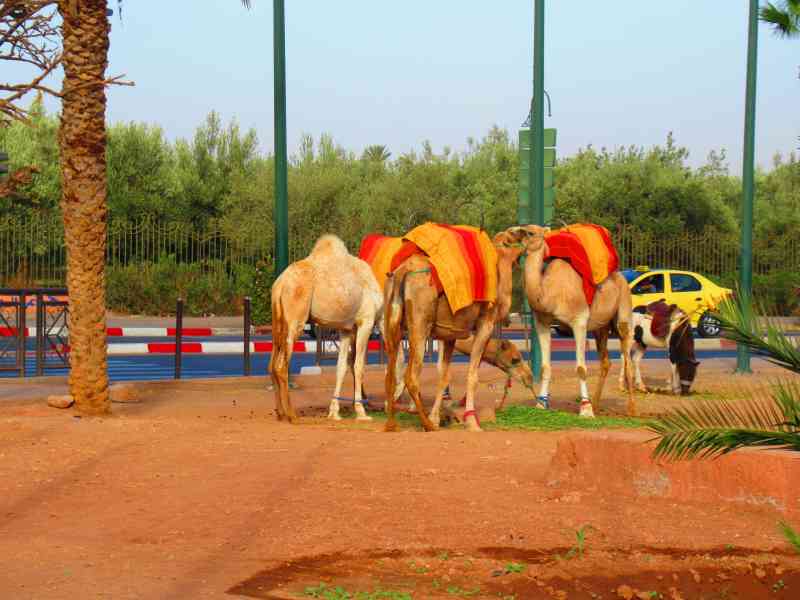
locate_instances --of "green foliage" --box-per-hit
[248,260,274,325]
[503,562,525,574]
[779,521,800,554]
[4,103,800,315]
[554,134,738,235]
[105,257,254,316]
[760,0,800,38]
[302,583,412,600]
[490,405,644,431]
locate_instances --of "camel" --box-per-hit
[383,227,528,432]
[516,225,636,417]
[618,304,699,395]
[269,234,403,423]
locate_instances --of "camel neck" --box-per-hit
[495,255,515,322]
[524,248,546,310]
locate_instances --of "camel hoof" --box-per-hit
[578,402,595,418]
[355,415,373,422]
[384,421,399,432]
[464,416,482,432]
[327,414,342,421]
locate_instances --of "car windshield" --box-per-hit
[621,269,644,283]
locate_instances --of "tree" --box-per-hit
[0,2,61,124]
[760,0,800,37]
[362,145,391,163]
[52,0,250,415]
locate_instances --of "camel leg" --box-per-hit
[670,360,681,395]
[327,333,352,420]
[572,313,594,418]
[379,318,406,411]
[281,323,303,423]
[631,344,647,392]
[533,315,553,409]
[618,322,637,416]
[404,329,437,432]
[268,342,286,421]
[592,327,612,414]
[463,319,493,432]
[429,339,455,426]
[384,338,401,432]
[352,320,373,421]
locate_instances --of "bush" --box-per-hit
[247,260,275,325]
[106,256,256,316]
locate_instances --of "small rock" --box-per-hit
[636,592,653,600]
[110,383,140,404]
[668,587,684,600]
[754,567,767,580]
[47,395,74,409]
[554,590,567,600]
[775,566,785,576]
[690,568,701,583]
[616,584,635,600]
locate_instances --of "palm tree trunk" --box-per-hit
[57,0,110,415]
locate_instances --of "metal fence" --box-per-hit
[1,215,798,286]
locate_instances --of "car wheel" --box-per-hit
[698,312,721,338]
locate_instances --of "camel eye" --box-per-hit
[511,357,521,365]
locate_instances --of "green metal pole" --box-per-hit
[736,0,758,374]
[273,0,289,279]
[527,0,545,382]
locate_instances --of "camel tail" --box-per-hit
[383,266,407,430]
[383,266,407,354]
[269,288,285,382]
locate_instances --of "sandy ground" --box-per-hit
[2,358,799,599]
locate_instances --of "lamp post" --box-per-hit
[736,0,759,374]
[527,0,546,381]
[273,0,289,279]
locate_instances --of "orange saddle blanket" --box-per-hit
[358,223,498,314]
[544,223,619,305]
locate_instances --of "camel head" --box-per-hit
[497,225,549,259]
[493,339,535,391]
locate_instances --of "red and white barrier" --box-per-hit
[104,338,731,355]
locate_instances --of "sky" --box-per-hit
[22,1,800,172]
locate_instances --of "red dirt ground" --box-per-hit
[1,358,799,599]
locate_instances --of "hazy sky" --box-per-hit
[34,1,800,171]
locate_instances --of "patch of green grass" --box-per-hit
[489,405,646,431]
[503,562,525,574]
[554,524,596,560]
[446,585,481,597]
[302,583,412,600]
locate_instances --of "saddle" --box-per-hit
[644,300,679,339]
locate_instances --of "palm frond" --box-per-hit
[779,521,800,554]
[714,295,800,374]
[649,393,800,461]
[760,2,800,37]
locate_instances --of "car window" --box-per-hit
[670,274,702,293]
[632,273,664,295]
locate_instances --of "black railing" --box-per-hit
[0,288,69,377]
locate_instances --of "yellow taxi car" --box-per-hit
[621,266,733,337]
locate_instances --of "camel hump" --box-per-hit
[310,234,350,258]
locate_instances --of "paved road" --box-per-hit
[0,348,740,383]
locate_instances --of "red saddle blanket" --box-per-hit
[544,223,619,305]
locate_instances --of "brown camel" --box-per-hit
[516,225,636,417]
[270,234,402,422]
[382,227,528,432]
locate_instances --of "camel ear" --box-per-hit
[543,227,551,234]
